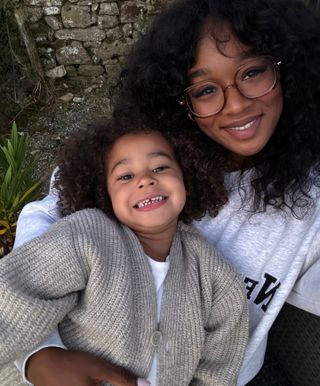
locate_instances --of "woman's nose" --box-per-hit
[222,85,251,115]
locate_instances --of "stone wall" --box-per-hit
[14,0,169,87]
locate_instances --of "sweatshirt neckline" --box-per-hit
[224,168,256,192]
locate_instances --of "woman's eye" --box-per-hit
[242,65,267,81]
[152,166,169,173]
[191,83,219,99]
[118,174,133,181]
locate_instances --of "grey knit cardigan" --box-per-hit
[0,209,248,386]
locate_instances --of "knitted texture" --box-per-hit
[0,209,248,386]
[0,364,25,386]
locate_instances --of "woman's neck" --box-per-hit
[228,153,253,171]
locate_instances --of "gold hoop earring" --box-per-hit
[187,112,195,122]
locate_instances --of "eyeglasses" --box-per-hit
[179,56,281,118]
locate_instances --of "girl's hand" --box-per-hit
[26,347,140,386]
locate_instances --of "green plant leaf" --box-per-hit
[0,122,42,256]
[11,122,18,149]
[0,219,10,227]
[18,181,41,204]
[1,146,15,169]
[10,194,20,210]
[2,165,12,191]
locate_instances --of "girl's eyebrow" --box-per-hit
[110,151,174,174]
[110,158,129,174]
[148,151,174,160]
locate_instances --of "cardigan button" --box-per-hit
[151,330,162,347]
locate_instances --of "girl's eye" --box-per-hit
[190,83,219,99]
[152,166,169,173]
[242,65,268,81]
[117,174,133,181]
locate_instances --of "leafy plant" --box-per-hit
[0,122,42,257]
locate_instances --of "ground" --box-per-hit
[15,81,113,191]
[1,81,113,257]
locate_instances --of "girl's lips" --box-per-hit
[223,116,262,140]
[133,195,168,211]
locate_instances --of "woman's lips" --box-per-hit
[223,116,261,139]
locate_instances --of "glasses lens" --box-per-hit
[185,81,224,117]
[236,57,277,98]
[183,57,278,118]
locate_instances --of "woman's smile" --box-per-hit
[189,24,283,165]
[222,115,262,139]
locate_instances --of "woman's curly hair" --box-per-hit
[113,0,320,217]
[54,115,223,223]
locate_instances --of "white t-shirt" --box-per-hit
[145,257,170,386]
[14,169,320,385]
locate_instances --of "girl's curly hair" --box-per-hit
[54,116,224,224]
[113,0,320,217]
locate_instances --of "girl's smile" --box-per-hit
[106,131,186,237]
[134,195,168,210]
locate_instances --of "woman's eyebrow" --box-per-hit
[188,51,256,80]
[188,68,207,80]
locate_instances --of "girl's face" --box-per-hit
[106,131,186,235]
[188,25,283,168]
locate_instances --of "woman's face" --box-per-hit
[188,25,283,167]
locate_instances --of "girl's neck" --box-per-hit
[134,221,177,262]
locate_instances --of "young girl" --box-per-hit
[13,0,320,385]
[0,118,248,386]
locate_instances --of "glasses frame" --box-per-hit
[179,56,282,118]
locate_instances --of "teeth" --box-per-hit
[136,196,165,208]
[229,120,255,131]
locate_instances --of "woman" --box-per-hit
[13,0,320,384]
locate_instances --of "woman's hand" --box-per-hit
[26,347,140,386]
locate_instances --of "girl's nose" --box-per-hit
[138,176,156,189]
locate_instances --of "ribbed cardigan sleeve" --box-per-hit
[187,234,249,386]
[0,216,88,366]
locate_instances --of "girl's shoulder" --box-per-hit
[60,208,117,227]
[177,221,245,305]
[177,221,215,253]
[177,221,237,275]
[52,208,122,241]
[177,220,217,253]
